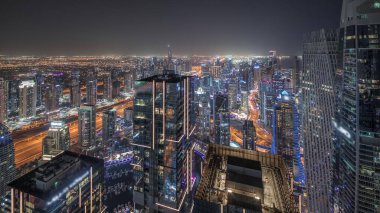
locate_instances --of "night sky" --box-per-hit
[0,0,342,56]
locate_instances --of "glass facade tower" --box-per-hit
[19,80,37,118]
[132,72,195,213]
[86,77,97,105]
[79,104,96,150]
[302,29,338,212]
[0,123,16,200]
[333,1,380,212]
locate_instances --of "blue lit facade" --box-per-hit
[132,72,195,213]
[0,123,16,200]
[272,92,305,210]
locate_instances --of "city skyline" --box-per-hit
[0,0,341,56]
[1,0,379,212]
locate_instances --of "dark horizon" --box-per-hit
[0,0,342,56]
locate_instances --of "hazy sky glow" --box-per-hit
[0,0,341,56]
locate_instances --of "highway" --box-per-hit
[13,99,133,167]
[228,89,272,152]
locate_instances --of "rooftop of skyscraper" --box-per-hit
[194,144,296,212]
[8,151,103,201]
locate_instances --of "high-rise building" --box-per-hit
[259,78,275,129]
[19,80,37,118]
[6,79,20,118]
[112,80,121,98]
[44,80,59,112]
[272,91,295,171]
[194,144,297,213]
[42,121,71,160]
[272,91,305,209]
[70,78,81,107]
[8,151,105,213]
[124,71,134,93]
[132,72,195,212]
[228,77,238,110]
[0,78,7,123]
[86,77,97,105]
[103,74,112,100]
[243,119,256,150]
[272,71,285,96]
[34,72,44,108]
[214,93,230,146]
[0,124,16,200]
[301,29,338,212]
[195,75,212,141]
[333,2,380,212]
[102,108,116,144]
[78,104,96,150]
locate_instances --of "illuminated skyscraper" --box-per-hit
[44,80,59,112]
[6,78,20,118]
[8,151,105,213]
[259,78,274,129]
[0,123,16,200]
[86,77,97,105]
[102,108,116,144]
[0,78,7,123]
[103,74,112,100]
[272,91,295,170]
[228,77,238,110]
[132,71,195,212]
[70,78,81,107]
[19,80,37,118]
[42,121,71,160]
[272,91,305,209]
[214,93,230,146]
[301,29,338,212]
[333,1,380,212]
[124,71,134,93]
[78,104,96,150]
[35,72,44,107]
